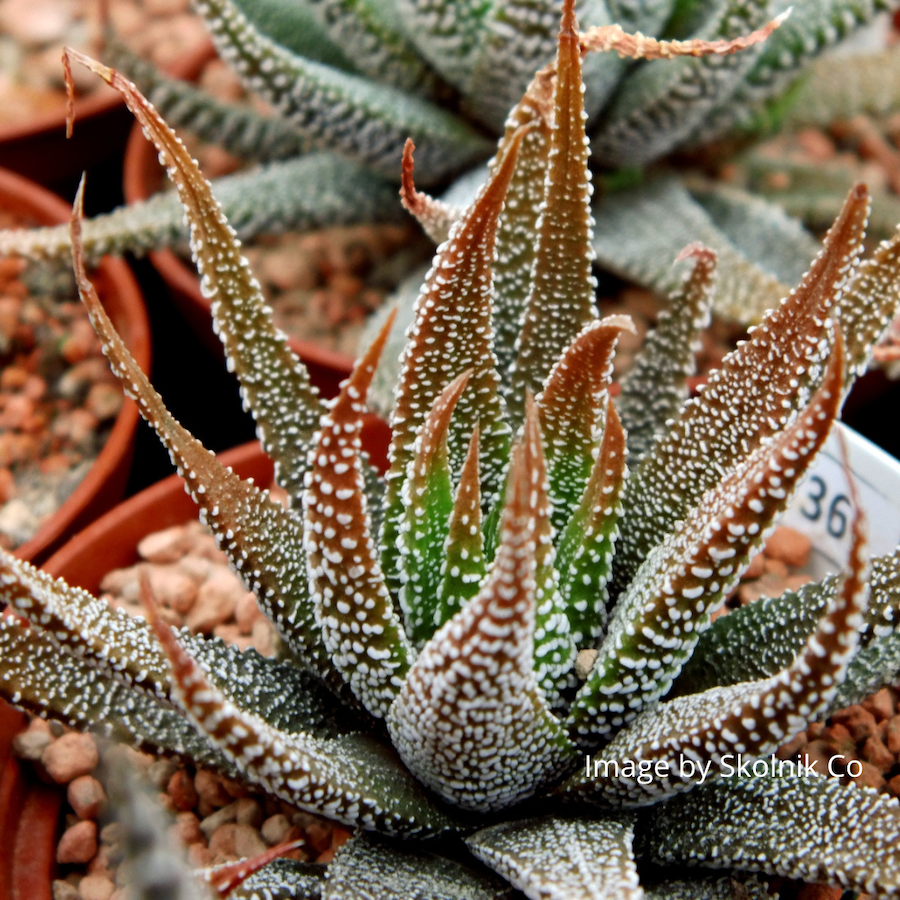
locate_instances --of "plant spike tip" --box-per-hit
[400,138,461,244]
[398,370,473,647]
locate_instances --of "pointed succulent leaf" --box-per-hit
[398,371,471,647]
[508,1,599,422]
[579,7,787,58]
[747,156,900,243]
[537,316,633,535]
[555,399,628,647]
[227,0,353,68]
[70,50,328,501]
[605,0,676,31]
[591,179,793,326]
[387,404,576,811]
[391,0,494,95]
[643,874,776,900]
[0,616,238,774]
[101,37,310,162]
[612,184,869,596]
[0,548,171,700]
[490,68,553,387]
[70,177,343,693]
[589,0,785,168]
[462,0,624,131]
[459,0,575,129]
[144,594,458,836]
[690,183,821,288]
[203,840,307,898]
[616,244,715,463]
[214,859,324,900]
[304,313,414,719]
[180,633,355,737]
[0,153,404,268]
[569,457,867,805]
[526,394,576,703]
[0,549,346,735]
[322,831,507,899]
[434,425,487,628]
[829,632,900,713]
[0,546,352,742]
[781,43,900,130]
[840,216,900,387]
[639,773,900,898]
[466,815,642,900]
[300,0,443,96]
[382,131,525,593]
[193,0,491,184]
[674,546,900,700]
[569,335,844,742]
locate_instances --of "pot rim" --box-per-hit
[42,441,272,589]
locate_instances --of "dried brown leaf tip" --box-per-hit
[3,5,900,899]
[579,10,790,60]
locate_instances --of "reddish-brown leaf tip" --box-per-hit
[205,839,306,897]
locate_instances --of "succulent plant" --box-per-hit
[2,0,900,329]
[4,6,900,898]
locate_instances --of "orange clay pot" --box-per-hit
[0,699,60,900]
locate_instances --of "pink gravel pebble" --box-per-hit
[57,820,98,864]
[168,768,199,812]
[764,525,812,568]
[171,811,204,846]
[79,875,116,900]
[137,524,189,564]
[186,567,244,633]
[42,732,100,784]
[67,775,107,820]
[195,769,233,810]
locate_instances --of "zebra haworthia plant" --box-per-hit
[1,0,899,327]
[4,5,900,898]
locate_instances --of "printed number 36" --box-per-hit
[800,475,850,539]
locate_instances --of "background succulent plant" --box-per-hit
[2,0,900,332]
[3,6,900,898]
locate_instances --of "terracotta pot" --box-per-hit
[0,167,151,565]
[0,700,60,900]
[0,81,133,190]
[122,44,355,400]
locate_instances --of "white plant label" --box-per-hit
[782,422,900,578]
